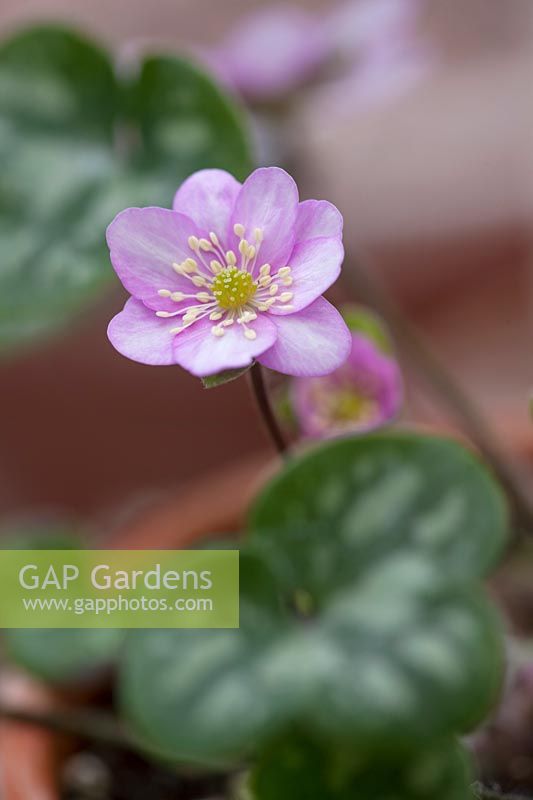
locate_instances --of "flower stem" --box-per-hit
[249,363,287,457]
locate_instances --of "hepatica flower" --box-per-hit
[107,168,351,378]
[198,5,329,102]
[292,331,403,438]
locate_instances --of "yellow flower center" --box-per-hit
[211,267,257,310]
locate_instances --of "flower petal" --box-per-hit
[294,199,343,245]
[172,169,241,243]
[173,314,277,378]
[270,237,344,315]
[107,297,180,366]
[229,167,299,270]
[106,207,202,311]
[258,297,351,376]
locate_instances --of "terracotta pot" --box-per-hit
[0,454,272,800]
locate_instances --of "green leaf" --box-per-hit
[119,434,506,766]
[1,524,124,684]
[250,432,508,582]
[202,366,251,389]
[0,26,252,355]
[250,736,473,800]
[5,627,123,685]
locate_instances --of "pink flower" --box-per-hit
[292,332,403,438]
[198,5,329,102]
[107,167,351,379]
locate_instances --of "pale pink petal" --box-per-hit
[106,207,202,312]
[107,298,180,366]
[173,314,277,378]
[215,5,329,101]
[294,200,343,245]
[172,169,241,244]
[269,237,344,315]
[229,167,299,270]
[258,298,351,377]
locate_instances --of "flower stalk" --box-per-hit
[249,363,288,457]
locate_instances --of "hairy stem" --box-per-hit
[249,363,287,457]
[342,260,533,537]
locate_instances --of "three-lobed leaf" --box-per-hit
[119,433,507,765]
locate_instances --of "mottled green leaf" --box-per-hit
[0,26,252,355]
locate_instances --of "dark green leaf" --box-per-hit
[251,736,473,800]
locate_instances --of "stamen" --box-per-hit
[210,260,223,274]
[188,236,200,251]
[199,238,212,252]
[279,292,293,303]
[281,277,293,286]
[209,311,223,321]
[244,329,257,340]
[269,284,279,296]
[278,267,291,277]
[226,250,237,266]
[158,289,172,297]
[191,275,208,287]
[233,223,245,238]
[254,228,264,243]
[212,326,225,338]
[259,264,271,276]
[209,232,220,246]
[196,292,212,303]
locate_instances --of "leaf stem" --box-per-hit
[249,363,288,457]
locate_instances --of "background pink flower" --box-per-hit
[107,167,351,379]
[196,5,329,102]
[292,331,403,438]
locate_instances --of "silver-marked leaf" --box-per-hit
[0,27,252,355]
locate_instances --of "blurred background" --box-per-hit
[0,0,531,530]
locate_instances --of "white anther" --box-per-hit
[239,240,249,257]
[158,289,172,297]
[281,277,293,286]
[212,326,225,337]
[259,276,272,288]
[156,311,172,317]
[269,284,279,296]
[199,238,212,251]
[209,232,220,246]
[170,326,184,334]
[279,292,293,303]
[196,292,212,303]
[184,258,198,273]
[171,292,185,302]
[223,319,234,327]
[254,228,264,243]
[209,311,223,321]
[233,223,245,238]
[278,267,291,277]
[259,264,271,276]
[247,245,256,260]
[210,260,223,274]
[244,329,257,340]
[188,236,199,250]
[226,250,237,266]
[191,275,207,287]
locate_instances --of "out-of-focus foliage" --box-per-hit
[118,433,506,771]
[250,735,473,800]
[0,26,251,355]
[1,524,124,684]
